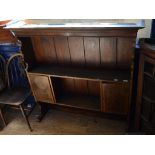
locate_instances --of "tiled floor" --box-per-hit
[0,106,127,135]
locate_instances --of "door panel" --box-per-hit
[28,74,55,103]
[101,82,129,115]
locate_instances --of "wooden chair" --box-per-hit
[0,54,7,127]
[0,53,34,131]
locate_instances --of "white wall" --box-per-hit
[123,19,152,38]
[137,19,152,38]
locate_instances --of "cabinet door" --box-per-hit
[28,74,55,104]
[101,82,129,115]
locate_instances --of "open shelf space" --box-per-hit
[51,77,101,111]
[29,65,130,82]
[57,93,100,111]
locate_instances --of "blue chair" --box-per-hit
[0,44,35,108]
[0,53,34,131]
[0,44,21,60]
[0,54,7,127]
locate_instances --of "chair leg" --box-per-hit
[19,105,33,132]
[0,108,7,126]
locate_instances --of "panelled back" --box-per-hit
[84,37,100,67]
[54,36,71,65]
[117,37,136,68]
[31,36,57,64]
[30,36,135,69]
[100,37,116,68]
[68,37,85,66]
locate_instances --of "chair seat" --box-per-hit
[0,88,31,106]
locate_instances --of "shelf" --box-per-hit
[28,65,130,82]
[142,95,155,104]
[143,75,155,101]
[57,93,100,111]
[144,61,155,76]
[144,72,154,79]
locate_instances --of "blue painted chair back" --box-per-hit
[6,53,29,89]
[0,54,6,84]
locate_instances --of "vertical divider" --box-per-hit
[52,37,58,64]
[67,36,76,91]
[83,36,89,95]
[100,81,104,112]
[48,75,56,103]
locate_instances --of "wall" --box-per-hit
[137,19,152,38]
[124,19,152,38]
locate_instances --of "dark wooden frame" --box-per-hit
[135,39,155,133]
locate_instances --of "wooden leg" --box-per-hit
[0,108,7,126]
[36,103,49,122]
[20,105,33,132]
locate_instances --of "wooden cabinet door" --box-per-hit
[28,74,55,104]
[101,82,129,115]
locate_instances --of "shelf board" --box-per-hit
[56,93,100,111]
[142,95,155,103]
[144,72,154,79]
[28,65,130,81]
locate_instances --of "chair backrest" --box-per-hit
[6,53,29,89]
[0,54,6,84]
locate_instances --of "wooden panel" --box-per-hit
[100,37,116,68]
[41,36,57,63]
[87,81,100,96]
[117,37,135,68]
[74,79,88,95]
[28,74,55,103]
[31,36,46,62]
[84,37,100,67]
[54,36,71,65]
[61,78,75,93]
[31,36,57,64]
[68,37,85,66]
[101,82,129,115]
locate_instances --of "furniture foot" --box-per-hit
[36,103,49,122]
[20,105,33,132]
